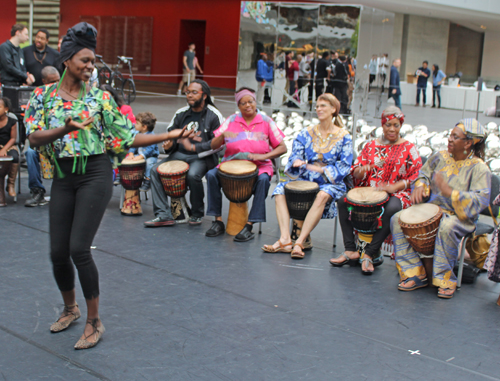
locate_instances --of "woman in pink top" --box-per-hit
[205,87,287,242]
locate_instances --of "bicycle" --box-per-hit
[96,55,137,105]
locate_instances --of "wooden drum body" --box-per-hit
[120,158,146,216]
[157,160,191,223]
[345,187,389,233]
[399,203,443,261]
[217,160,258,235]
[0,156,13,207]
[284,181,319,221]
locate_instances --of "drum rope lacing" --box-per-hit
[403,226,439,240]
[350,207,385,233]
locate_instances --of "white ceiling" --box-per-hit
[323,0,500,32]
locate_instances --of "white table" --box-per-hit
[399,82,498,112]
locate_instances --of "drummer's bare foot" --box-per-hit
[329,250,359,266]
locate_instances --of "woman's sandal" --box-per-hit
[361,257,374,276]
[262,240,293,253]
[291,243,305,259]
[437,287,455,299]
[50,304,81,333]
[74,318,105,350]
[329,252,360,267]
[398,276,429,291]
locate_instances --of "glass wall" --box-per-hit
[237,2,394,116]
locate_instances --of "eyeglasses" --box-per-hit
[239,99,255,107]
[185,90,200,95]
[449,134,468,141]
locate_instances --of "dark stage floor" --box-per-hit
[1,173,500,380]
[1,93,500,380]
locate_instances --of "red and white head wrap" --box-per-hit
[381,112,404,126]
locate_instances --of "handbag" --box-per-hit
[466,206,497,269]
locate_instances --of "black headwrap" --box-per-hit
[191,79,216,108]
[58,22,97,65]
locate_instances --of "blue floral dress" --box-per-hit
[273,125,353,219]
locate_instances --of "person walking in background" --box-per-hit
[192,52,204,76]
[432,64,446,108]
[315,51,330,98]
[415,61,430,107]
[369,54,378,91]
[255,53,273,108]
[389,58,402,109]
[298,53,311,90]
[177,42,196,95]
[379,53,389,93]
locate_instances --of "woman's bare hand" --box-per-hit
[64,117,94,132]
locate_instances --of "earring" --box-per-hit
[464,150,467,155]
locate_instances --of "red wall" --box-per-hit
[0,0,17,43]
[59,0,241,89]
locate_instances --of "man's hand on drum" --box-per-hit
[64,116,94,132]
[434,172,453,197]
[376,182,399,194]
[353,164,372,179]
[167,126,195,140]
[132,155,145,161]
[411,187,426,204]
[125,153,134,160]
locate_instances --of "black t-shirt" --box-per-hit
[316,58,329,79]
[178,111,202,155]
[0,117,16,146]
[334,61,348,82]
[23,45,60,87]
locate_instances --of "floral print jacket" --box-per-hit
[24,84,137,167]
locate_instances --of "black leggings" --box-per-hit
[338,196,402,258]
[49,154,113,300]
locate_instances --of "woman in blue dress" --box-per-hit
[262,94,353,258]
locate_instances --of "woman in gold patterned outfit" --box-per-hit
[263,94,353,258]
[391,119,490,299]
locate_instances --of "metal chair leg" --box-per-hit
[119,186,124,210]
[457,235,469,289]
[333,215,338,248]
[259,222,262,234]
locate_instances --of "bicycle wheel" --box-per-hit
[121,78,137,105]
[98,67,112,86]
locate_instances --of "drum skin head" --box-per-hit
[159,160,189,174]
[285,181,319,191]
[121,158,145,165]
[347,187,388,204]
[400,204,441,225]
[219,160,257,175]
[0,156,13,162]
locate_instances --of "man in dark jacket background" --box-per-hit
[23,29,60,87]
[0,24,35,86]
[144,80,224,227]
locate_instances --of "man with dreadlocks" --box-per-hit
[145,80,225,227]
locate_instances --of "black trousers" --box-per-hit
[49,154,113,300]
[333,82,349,114]
[338,195,402,258]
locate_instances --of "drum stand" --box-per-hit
[171,196,190,224]
[226,201,248,235]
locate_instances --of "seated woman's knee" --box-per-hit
[316,191,331,205]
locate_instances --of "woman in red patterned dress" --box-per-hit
[330,106,422,274]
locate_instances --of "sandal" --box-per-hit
[262,240,293,253]
[329,252,360,267]
[361,257,374,276]
[437,287,455,299]
[291,243,305,259]
[74,318,105,350]
[398,276,429,291]
[50,304,81,333]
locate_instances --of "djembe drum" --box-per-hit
[345,187,389,233]
[157,160,191,223]
[217,160,258,235]
[0,156,13,207]
[399,203,443,276]
[119,158,146,216]
[284,181,319,220]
